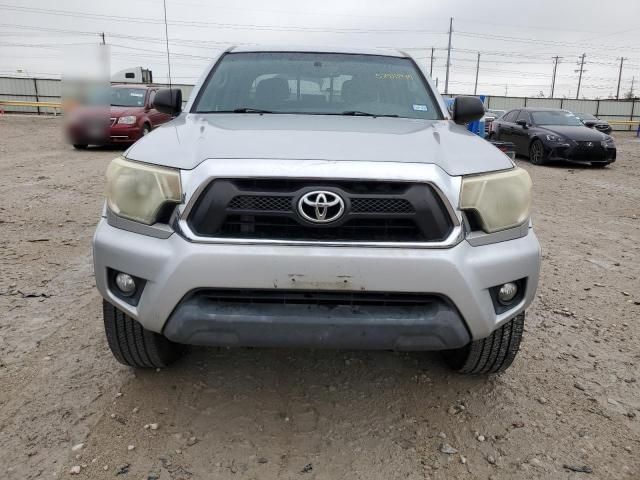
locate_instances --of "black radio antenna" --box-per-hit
[162,0,172,89]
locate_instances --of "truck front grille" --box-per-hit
[186,179,454,243]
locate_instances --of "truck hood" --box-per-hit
[126,113,513,176]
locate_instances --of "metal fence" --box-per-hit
[0,76,193,114]
[443,94,639,131]
[1,76,638,131]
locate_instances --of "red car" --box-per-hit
[67,85,172,149]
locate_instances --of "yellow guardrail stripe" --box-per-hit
[607,120,639,125]
[0,100,62,108]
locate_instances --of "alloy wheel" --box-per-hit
[530,141,544,165]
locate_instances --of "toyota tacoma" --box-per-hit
[93,46,541,374]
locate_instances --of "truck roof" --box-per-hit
[229,45,409,58]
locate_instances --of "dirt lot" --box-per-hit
[0,115,638,479]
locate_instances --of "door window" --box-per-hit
[147,90,156,108]
[503,110,519,123]
[516,110,531,125]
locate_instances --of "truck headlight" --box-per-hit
[117,115,137,125]
[106,157,182,225]
[460,167,532,233]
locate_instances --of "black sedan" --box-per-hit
[574,112,613,135]
[490,108,616,166]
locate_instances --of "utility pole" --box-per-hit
[504,84,508,96]
[473,52,480,95]
[550,56,561,98]
[430,47,435,77]
[575,53,586,100]
[616,57,626,100]
[444,17,453,94]
[100,32,105,44]
[631,76,636,98]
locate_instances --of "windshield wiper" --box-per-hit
[340,110,399,118]
[233,107,273,113]
[197,108,274,114]
[198,109,400,117]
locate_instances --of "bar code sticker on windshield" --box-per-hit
[412,104,428,111]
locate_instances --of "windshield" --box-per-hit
[110,88,146,107]
[193,52,441,119]
[531,110,583,126]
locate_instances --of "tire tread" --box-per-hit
[445,313,525,374]
[102,300,182,368]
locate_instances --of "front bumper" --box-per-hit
[93,218,541,348]
[163,289,471,350]
[108,123,144,143]
[67,123,142,145]
[546,142,616,164]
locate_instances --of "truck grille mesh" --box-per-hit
[187,179,453,243]
[228,195,292,212]
[351,197,414,214]
[228,195,414,214]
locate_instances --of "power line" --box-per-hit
[2,22,637,67]
[456,30,640,54]
[1,6,637,98]
[0,4,445,34]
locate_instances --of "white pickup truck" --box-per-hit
[93,46,540,374]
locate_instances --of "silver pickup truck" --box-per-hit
[93,46,540,374]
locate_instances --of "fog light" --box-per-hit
[115,272,136,296]
[498,282,518,305]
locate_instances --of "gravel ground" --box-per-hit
[0,115,638,479]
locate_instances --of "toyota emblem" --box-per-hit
[297,191,345,223]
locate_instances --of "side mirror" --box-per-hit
[153,88,182,116]
[516,119,528,128]
[451,96,485,125]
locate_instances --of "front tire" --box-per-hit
[142,123,151,136]
[103,300,184,368]
[442,313,524,374]
[529,139,546,165]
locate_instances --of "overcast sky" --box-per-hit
[1,0,639,98]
